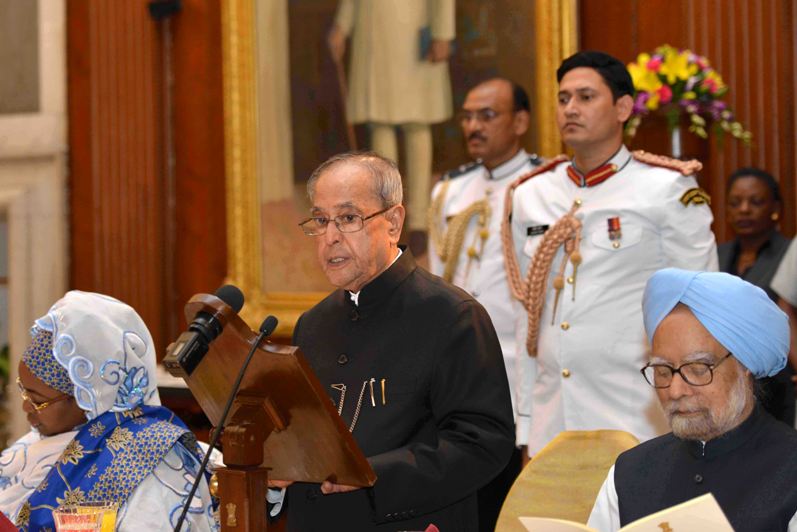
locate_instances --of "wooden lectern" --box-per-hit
[164,294,376,530]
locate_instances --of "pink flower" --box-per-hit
[647,57,663,71]
[703,78,719,94]
[657,85,673,105]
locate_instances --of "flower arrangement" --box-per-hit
[625,44,751,145]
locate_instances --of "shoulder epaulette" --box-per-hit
[443,160,482,180]
[529,153,545,166]
[513,155,568,187]
[631,150,702,176]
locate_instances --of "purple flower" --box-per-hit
[633,93,650,114]
[707,100,727,120]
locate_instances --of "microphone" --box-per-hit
[174,315,279,532]
[163,285,244,376]
[259,315,279,337]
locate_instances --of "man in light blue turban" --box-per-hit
[588,268,797,532]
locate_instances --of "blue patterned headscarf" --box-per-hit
[643,268,788,378]
[21,330,72,395]
[26,291,161,420]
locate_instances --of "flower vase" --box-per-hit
[670,124,682,159]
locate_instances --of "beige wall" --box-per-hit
[0,0,39,114]
[0,0,67,441]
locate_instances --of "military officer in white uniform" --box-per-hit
[502,51,718,457]
[429,78,541,414]
[428,78,541,532]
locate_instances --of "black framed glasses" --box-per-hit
[16,377,71,412]
[640,352,733,389]
[299,206,393,236]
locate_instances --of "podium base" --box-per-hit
[217,466,269,531]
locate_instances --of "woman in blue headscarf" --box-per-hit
[0,291,218,531]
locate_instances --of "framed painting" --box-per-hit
[219,0,576,337]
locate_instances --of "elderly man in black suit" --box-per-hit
[276,151,514,531]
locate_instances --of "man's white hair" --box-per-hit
[307,151,403,208]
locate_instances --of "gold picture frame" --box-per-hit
[220,0,577,337]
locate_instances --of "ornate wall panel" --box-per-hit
[68,0,167,348]
[68,1,228,352]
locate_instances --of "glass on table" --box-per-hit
[53,502,118,532]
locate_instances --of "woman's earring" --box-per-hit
[772,212,780,221]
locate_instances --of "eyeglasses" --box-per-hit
[299,206,393,236]
[640,352,733,389]
[16,377,71,412]
[457,108,505,125]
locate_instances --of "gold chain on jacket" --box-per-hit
[501,182,583,356]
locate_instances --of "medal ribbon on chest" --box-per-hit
[607,216,622,248]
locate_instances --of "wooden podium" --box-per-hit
[164,294,376,530]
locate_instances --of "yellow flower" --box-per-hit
[629,63,662,93]
[660,48,697,84]
[682,91,697,100]
[645,93,661,111]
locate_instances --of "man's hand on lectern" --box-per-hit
[320,481,360,495]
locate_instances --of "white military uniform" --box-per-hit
[429,149,541,417]
[510,145,718,454]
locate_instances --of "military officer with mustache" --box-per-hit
[428,78,541,531]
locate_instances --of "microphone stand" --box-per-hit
[173,316,278,532]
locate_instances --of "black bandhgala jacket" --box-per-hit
[285,250,515,531]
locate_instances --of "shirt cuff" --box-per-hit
[267,488,286,517]
[515,414,531,447]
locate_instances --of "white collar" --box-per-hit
[348,248,403,306]
[486,149,530,180]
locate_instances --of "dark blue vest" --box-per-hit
[615,405,797,531]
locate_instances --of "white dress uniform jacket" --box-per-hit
[510,146,718,453]
[430,149,541,417]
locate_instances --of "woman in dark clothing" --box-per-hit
[718,166,794,424]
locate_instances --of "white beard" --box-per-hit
[664,370,752,441]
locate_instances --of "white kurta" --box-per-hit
[429,150,540,417]
[511,146,718,454]
[334,0,454,124]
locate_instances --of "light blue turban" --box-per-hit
[642,268,788,378]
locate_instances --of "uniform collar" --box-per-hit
[486,149,530,180]
[566,145,632,188]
